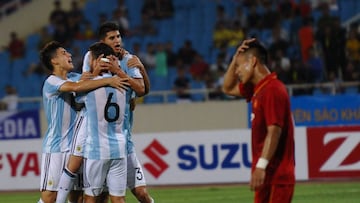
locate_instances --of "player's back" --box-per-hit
[84,74,127,160]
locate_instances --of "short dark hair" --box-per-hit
[40,41,62,71]
[89,42,115,59]
[243,40,268,65]
[98,21,120,40]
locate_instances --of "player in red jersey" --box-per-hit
[222,38,295,203]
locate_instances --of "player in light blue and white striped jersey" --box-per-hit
[80,42,129,202]
[38,41,129,203]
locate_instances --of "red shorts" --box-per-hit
[254,184,294,203]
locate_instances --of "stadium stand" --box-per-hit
[0,0,359,109]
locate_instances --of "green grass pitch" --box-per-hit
[1,182,360,203]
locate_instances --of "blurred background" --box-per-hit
[0,0,359,109]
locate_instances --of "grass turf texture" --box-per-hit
[1,182,360,203]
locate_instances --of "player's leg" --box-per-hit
[107,158,127,203]
[127,152,154,203]
[39,152,66,203]
[83,159,109,203]
[57,114,87,203]
[56,155,84,203]
[268,184,294,203]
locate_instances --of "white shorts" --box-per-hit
[40,152,69,191]
[83,158,127,197]
[127,152,147,189]
[70,111,87,157]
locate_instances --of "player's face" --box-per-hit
[234,53,254,84]
[101,30,122,56]
[52,47,73,70]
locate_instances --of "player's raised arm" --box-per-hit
[128,55,150,96]
[107,55,146,96]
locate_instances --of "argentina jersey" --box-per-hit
[42,75,79,153]
[83,73,127,160]
[119,53,143,154]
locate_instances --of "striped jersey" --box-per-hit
[82,51,143,154]
[82,73,127,160]
[42,74,80,153]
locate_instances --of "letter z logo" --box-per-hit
[143,139,169,179]
[307,127,360,179]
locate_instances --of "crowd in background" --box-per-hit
[1,0,360,105]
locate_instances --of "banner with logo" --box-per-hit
[306,126,360,179]
[133,128,309,185]
[0,110,41,140]
[248,95,360,128]
[1,126,359,190]
[0,139,42,190]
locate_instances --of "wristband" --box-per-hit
[256,158,269,169]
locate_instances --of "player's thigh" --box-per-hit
[107,158,127,197]
[127,152,147,189]
[40,152,67,191]
[255,184,294,203]
[70,112,86,158]
[83,159,109,197]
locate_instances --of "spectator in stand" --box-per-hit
[268,26,290,61]
[316,2,334,33]
[343,60,360,82]
[38,26,53,51]
[189,53,209,81]
[228,20,245,48]
[112,7,130,37]
[80,20,96,40]
[0,85,18,111]
[164,41,177,67]
[345,29,360,66]
[173,62,191,103]
[177,40,197,66]
[262,0,280,30]
[305,45,325,83]
[298,0,312,18]
[49,0,68,27]
[67,0,84,39]
[246,3,262,36]
[213,22,232,48]
[155,43,168,77]
[298,16,314,63]
[6,31,25,60]
[270,49,292,84]
[215,4,231,27]
[143,42,156,69]
[231,5,247,29]
[53,23,72,48]
[131,42,146,63]
[132,11,157,36]
[156,0,174,19]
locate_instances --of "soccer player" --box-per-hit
[92,21,153,203]
[222,39,295,203]
[38,41,129,203]
[57,21,153,203]
[81,42,128,203]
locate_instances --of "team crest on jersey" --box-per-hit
[76,145,82,152]
[251,113,255,122]
[48,180,53,186]
[253,99,258,109]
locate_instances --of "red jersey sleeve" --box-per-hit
[263,82,289,128]
[238,83,254,102]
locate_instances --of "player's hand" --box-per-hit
[80,71,95,81]
[237,38,256,53]
[250,168,265,191]
[109,76,129,92]
[93,54,110,76]
[106,55,121,73]
[128,55,144,69]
